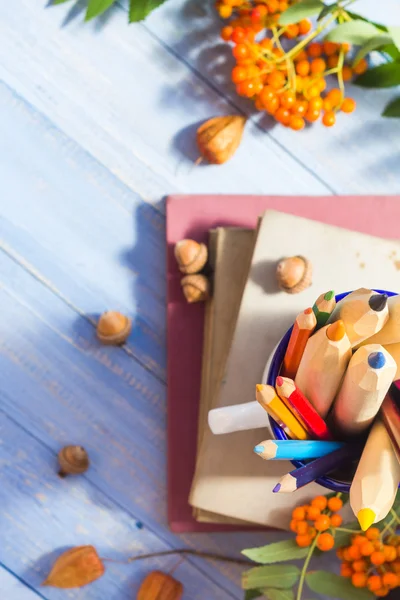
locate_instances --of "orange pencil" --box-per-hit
[282,308,317,379]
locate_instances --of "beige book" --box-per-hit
[190,210,400,529]
[192,226,256,524]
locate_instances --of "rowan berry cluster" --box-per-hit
[338,530,400,597]
[217,0,365,130]
[291,495,343,551]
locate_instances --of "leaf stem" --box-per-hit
[101,549,253,566]
[296,535,319,600]
[335,527,362,534]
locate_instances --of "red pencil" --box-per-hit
[276,376,333,441]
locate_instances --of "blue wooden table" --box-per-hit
[0,1,399,598]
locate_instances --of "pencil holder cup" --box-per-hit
[267,289,398,494]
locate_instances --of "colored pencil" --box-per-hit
[329,288,389,347]
[276,376,333,441]
[359,294,400,346]
[256,384,309,441]
[254,439,344,460]
[312,290,336,328]
[332,344,397,437]
[295,320,351,418]
[381,388,400,461]
[208,401,270,435]
[383,343,400,380]
[282,308,317,379]
[273,443,360,493]
[350,420,400,531]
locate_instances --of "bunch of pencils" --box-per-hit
[254,288,400,531]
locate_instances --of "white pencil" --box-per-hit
[350,419,400,530]
[329,288,389,347]
[295,320,351,418]
[332,344,397,437]
[359,294,400,346]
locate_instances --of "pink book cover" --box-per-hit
[166,195,400,533]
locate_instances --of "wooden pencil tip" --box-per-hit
[324,290,335,301]
[256,384,264,392]
[326,320,346,341]
[369,293,388,312]
[357,508,376,531]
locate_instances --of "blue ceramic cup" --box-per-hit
[266,289,398,493]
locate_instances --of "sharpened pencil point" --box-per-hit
[273,483,281,493]
[304,307,313,314]
[254,445,264,454]
[357,508,376,531]
[326,319,346,341]
[324,290,335,301]
[369,293,388,312]
[368,351,386,370]
[256,384,264,393]
[276,376,284,387]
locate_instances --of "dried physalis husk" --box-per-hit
[276,256,312,294]
[42,545,105,589]
[174,239,208,274]
[181,274,210,303]
[96,310,132,345]
[137,571,183,600]
[197,115,246,164]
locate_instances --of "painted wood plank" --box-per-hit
[0,567,44,600]
[0,251,275,597]
[0,1,331,202]
[143,0,400,194]
[0,410,240,600]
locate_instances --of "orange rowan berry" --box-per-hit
[275,107,291,125]
[307,42,322,58]
[323,41,338,56]
[374,540,383,551]
[340,562,353,578]
[260,38,273,50]
[353,58,368,75]
[296,533,312,547]
[327,88,343,107]
[268,71,286,90]
[278,1,288,11]
[285,24,299,39]
[331,514,343,528]
[342,548,353,562]
[233,44,249,60]
[352,573,368,588]
[327,54,339,68]
[218,5,233,18]
[299,19,312,35]
[231,27,246,44]
[296,521,310,535]
[236,80,257,97]
[382,572,399,589]
[296,60,310,77]
[231,66,248,83]
[315,515,331,532]
[267,0,279,13]
[352,559,368,573]
[371,551,386,566]
[352,535,367,546]
[342,42,351,53]
[348,545,362,561]
[290,519,299,532]
[392,560,400,573]
[251,5,268,21]
[317,532,335,552]
[307,506,321,521]
[221,26,233,41]
[305,108,320,122]
[292,100,308,116]
[383,545,397,562]
[253,80,264,95]
[323,98,332,111]
[254,96,264,111]
[280,90,296,109]
[306,85,320,99]
[308,526,317,539]
[294,50,308,62]
[309,96,323,111]
[341,98,356,113]
[265,95,279,114]
[328,496,343,512]
[368,575,383,592]
[311,58,326,74]
[272,47,284,59]
[342,65,353,82]
[244,28,256,42]
[322,110,336,127]
[246,64,260,78]
[289,115,305,131]
[375,587,390,597]
[360,541,375,557]
[316,77,327,92]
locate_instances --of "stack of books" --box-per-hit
[166,195,400,532]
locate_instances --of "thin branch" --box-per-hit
[102,549,254,566]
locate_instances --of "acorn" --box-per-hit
[197,115,246,165]
[181,274,210,303]
[174,239,208,274]
[276,256,312,294]
[96,311,132,345]
[58,445,90,477]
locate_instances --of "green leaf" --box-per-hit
[388,26,400,52]
[380,43,400,61]
[325,21,382,45]
[306,572,374,600]
[52,0,74,4]
[333,521,362,549]
[346,11,388,32]
[242,540,308,564]
[374,494,400,528]
[129,0,166,21]
[352,34,393,66]
[355,62,400,88]
[245,591,263,600]
[279,0,322,25]
[85,0,116,20]
[242,565,300,591]
[263,588,294,600]
[383,97,400,117]
[317,3,337,21]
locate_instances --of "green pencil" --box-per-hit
[312,290,336,328]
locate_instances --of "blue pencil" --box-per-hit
[254,440,344,461]
[273,443,362,493]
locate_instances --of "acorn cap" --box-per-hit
[58,445,90,477]
[174,240,208,274]
[181,274,210,303]
[96,311,132,345]
[276,256,312,294]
